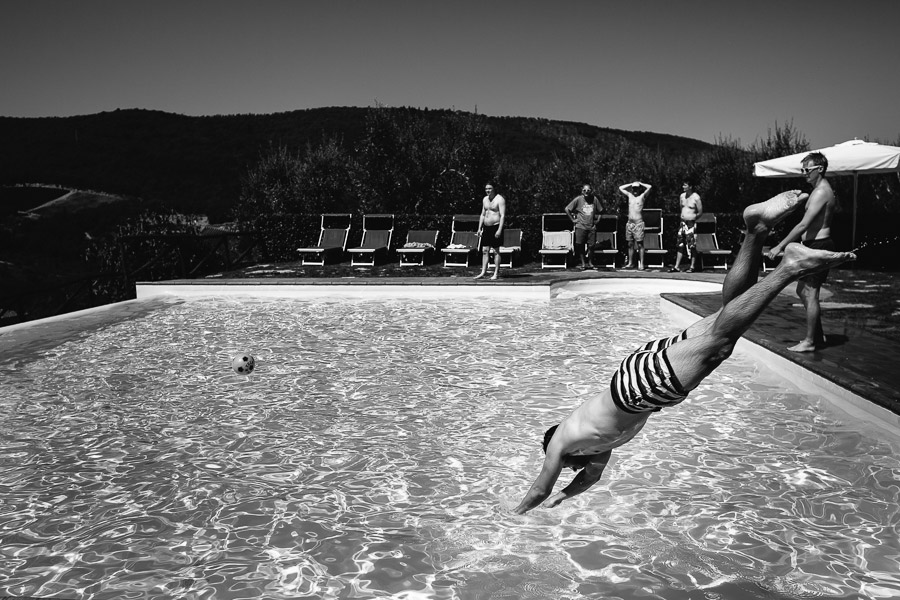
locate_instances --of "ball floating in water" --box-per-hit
[231,354,256,374]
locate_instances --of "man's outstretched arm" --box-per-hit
[513,453,564,515]
[544,450,612,508]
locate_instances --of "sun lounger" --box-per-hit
[539,213,574,269]
[297,213,352,266]
[441,215,481,267]
[641,208,668,269]
[695,214,731,271]
[349,214,394,266]
[397,230,440,267]
[591,214,619,269]
[491,228,522,269]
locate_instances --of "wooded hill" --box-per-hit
[0,107,715,220]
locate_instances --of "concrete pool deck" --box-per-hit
[136,268,900,434]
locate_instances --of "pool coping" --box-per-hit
[135,276,725,299]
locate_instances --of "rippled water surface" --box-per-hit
[1,293,898,600]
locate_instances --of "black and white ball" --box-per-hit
[231,354,256,374]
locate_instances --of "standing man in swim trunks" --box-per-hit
[618,181,652,270]
[474,182,506,280]
[671,180,703,272]
[765,152,838,353]
[565,184,603,269]
[513,190,854,515]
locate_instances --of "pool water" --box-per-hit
[0,293,898,600]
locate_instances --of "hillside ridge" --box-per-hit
[0,107,717,219]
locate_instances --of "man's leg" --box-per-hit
[474,248,489,279]
[491,246,502,280]
[637,241,645,270]
[724,190,808,303]
[680,191,807,339]
[666,243,854,391]
[672,223,685,271]
[573,229,585,268]
[789,279,823,352]
[585,231,596,268]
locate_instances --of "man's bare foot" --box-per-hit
[781,242,856,277]
[788,340,817,353]
[473,272,486,280]
[490,274,499,280]
[743,190,808,232]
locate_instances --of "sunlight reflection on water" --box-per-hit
[0,293,898,600]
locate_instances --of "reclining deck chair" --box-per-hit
[491,228,523,270]
[641,208,668,269]
[297,213,352,266]
[397,229,440,266]
[441,215,481,267]
[591,214,619,269]
[349,214,395,266]
[539,213,574,269]
[695,213,731,271]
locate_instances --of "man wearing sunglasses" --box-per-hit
[765,152,838,352]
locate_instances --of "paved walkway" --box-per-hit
[153,267,900,418]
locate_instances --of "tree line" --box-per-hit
[235,106,899,258]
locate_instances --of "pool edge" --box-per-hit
[661,298,900,442]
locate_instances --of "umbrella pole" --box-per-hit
[852,173,858,249]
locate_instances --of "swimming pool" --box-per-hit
[1,287,898,599]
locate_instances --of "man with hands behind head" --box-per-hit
[619,181,652,269]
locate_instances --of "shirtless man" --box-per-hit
[513,190,855,515]
[671,180,703,272]
[618,181,652,269]
[474,182,506,280]
[765,152,838,352]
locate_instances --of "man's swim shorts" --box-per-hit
[610,331,689,413]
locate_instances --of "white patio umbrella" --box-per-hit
[753,139,900,248]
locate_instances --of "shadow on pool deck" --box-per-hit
[183,262,900,418]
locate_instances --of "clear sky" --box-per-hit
[2,0,898,149]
